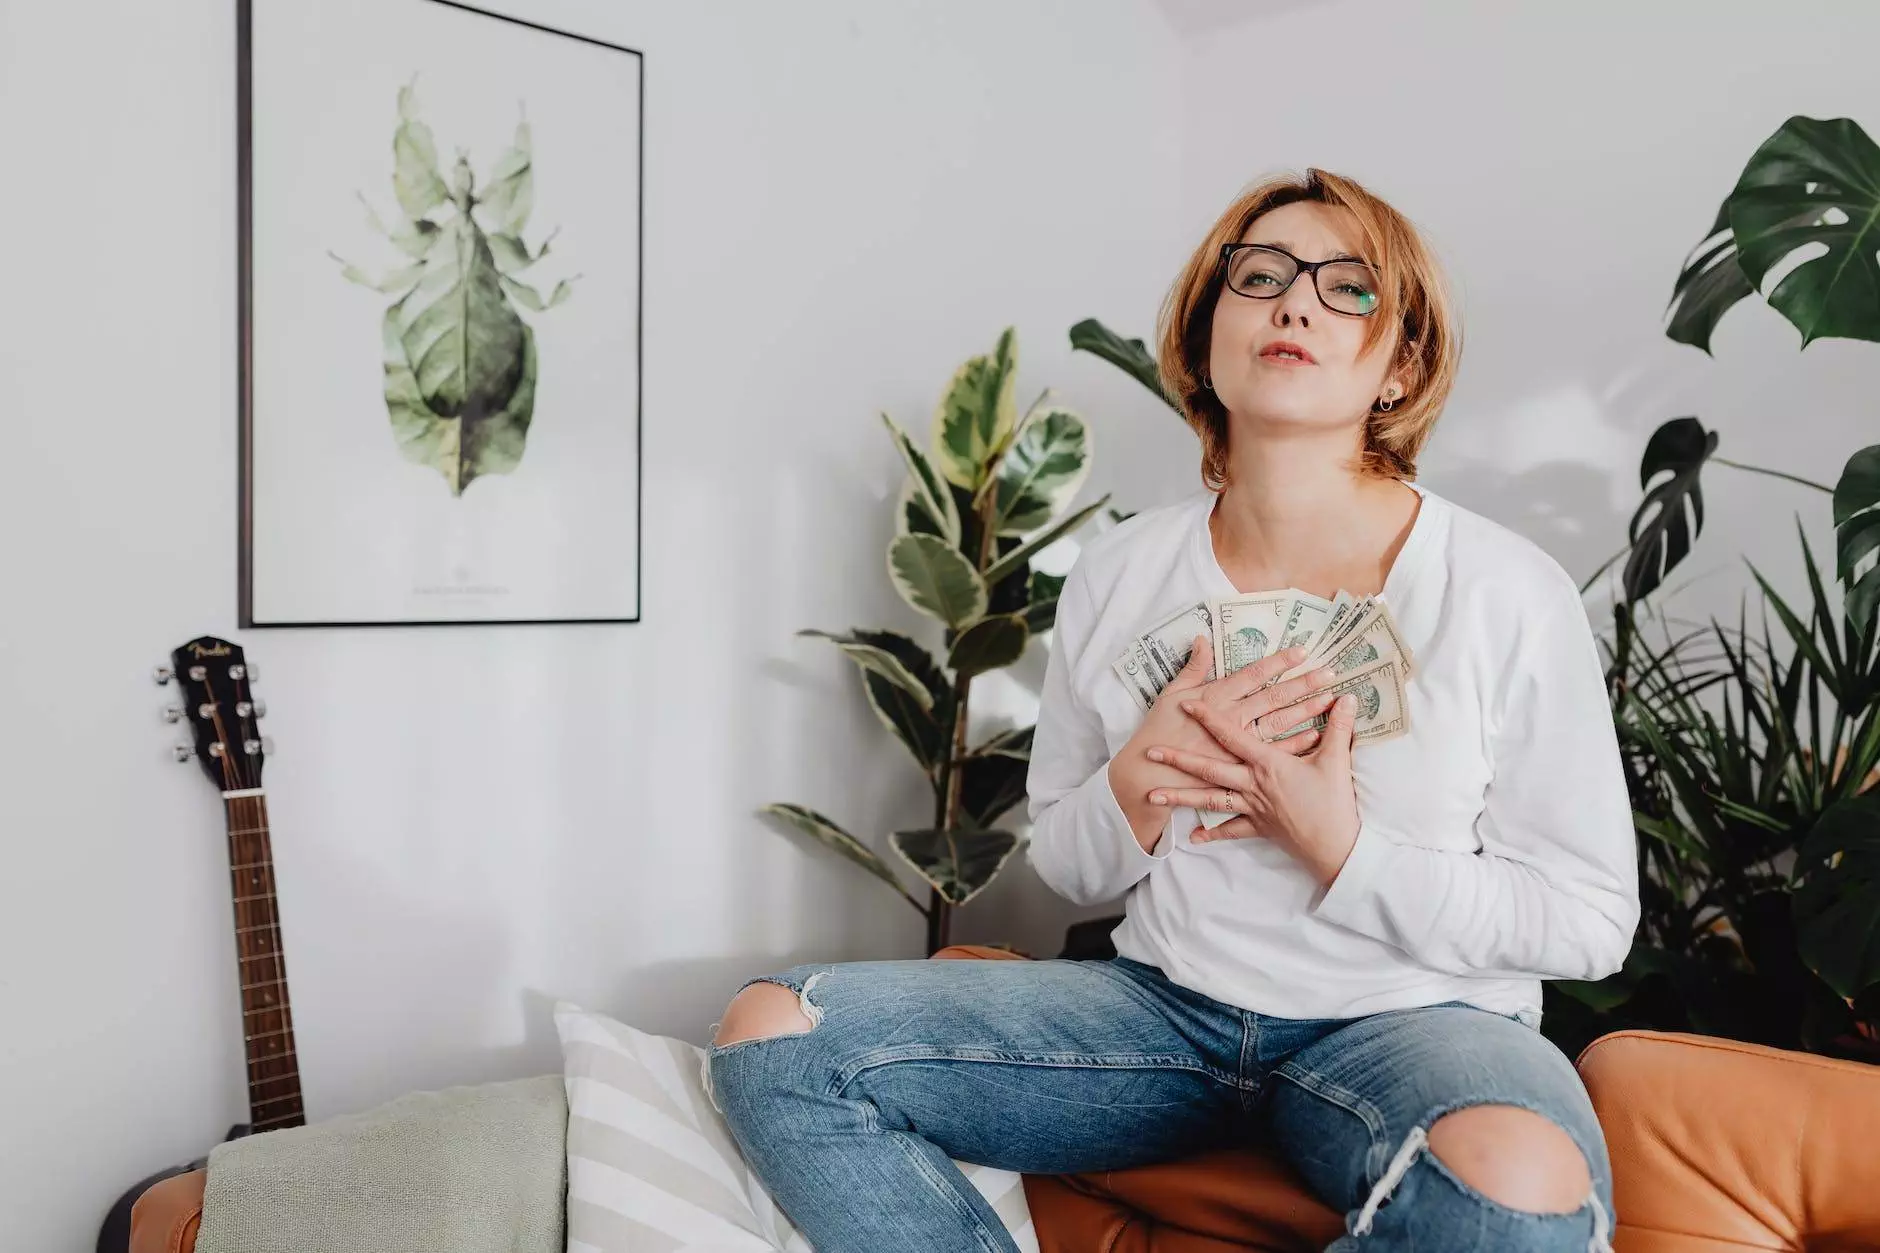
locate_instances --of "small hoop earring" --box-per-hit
[1202,376,1214,391]
[1378,394,1395,412]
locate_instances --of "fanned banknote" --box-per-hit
[1109,601,1215,713]
[1194,589,1413,828]
[1108,588,1414,830]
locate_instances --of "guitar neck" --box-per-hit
[223,790,304,1132]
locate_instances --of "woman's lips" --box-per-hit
[1257,353,1315,368]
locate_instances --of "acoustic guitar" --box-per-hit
[96,636,304,1252]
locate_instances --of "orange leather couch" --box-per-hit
[131,944,1880,1253]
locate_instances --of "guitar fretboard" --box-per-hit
[224,791,304,1132]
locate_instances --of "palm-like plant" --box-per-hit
[761,329,1110,954]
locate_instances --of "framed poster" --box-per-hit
[238,0,642,626]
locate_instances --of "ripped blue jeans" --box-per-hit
[704,954,1613,1252]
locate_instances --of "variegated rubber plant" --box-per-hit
[332,81,577,496]
[762,328,1109,954]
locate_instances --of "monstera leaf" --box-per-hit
[933,328,1018,491]
[1622,417,1720,603]
[890,827,1024,906]
[759,804,922,911]
[1069,318,1172,405]
[1667,115,1880,352]
[990,407,1091,536]
[1792,791,1880,1001]
[1834,445,1880,638]
[338,86,574,496]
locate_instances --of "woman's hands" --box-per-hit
[1143,687,1363,887]
[1108,634,1344,854]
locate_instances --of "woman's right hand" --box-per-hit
[1107,634,1341,852]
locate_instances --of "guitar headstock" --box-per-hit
[157,636,269,792]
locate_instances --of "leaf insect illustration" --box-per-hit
[333,81,578,496]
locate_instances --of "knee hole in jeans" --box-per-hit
[710,971,827,1048]
[1425,1103,1592,1215]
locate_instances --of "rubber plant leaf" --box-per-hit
[888,533,988,629]
[990,407,1091,537]
[759,804,921,910]
[932,327,1018,491]
[890,827,1024,906]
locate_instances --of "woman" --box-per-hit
[705,168,1639,1253]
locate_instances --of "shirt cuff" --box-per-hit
[1097,760,1176,864]
[1311,817,1394,930]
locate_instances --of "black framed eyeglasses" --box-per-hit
[1218,243,1381,317]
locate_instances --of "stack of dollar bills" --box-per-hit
[1109,589,1412,828]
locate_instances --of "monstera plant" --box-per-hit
[761,328,1109,955]
[334,81,576,496]
[1069,116,1880,1056]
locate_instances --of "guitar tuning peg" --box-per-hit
[228,664,246,680]
[261,736,275,755]
[162,704,185,724]
[246,662,261,682]
[236,699,268,718]
[252,699,267,718]
[154,666,174,686]
[173,744,196,762]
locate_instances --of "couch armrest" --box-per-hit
[933,944,1029,961]
[129,1168,205,1253]
[1577,1030,1880,1252]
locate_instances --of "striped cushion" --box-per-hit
[555,1001,1037,1252]
[557,1001,804,1252]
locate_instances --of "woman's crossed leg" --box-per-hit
[704,955,1241,1253]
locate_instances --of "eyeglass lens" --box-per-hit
[1225,247,1379,316]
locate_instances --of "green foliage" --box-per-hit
[763,330,1109,952]
[1545,114,1880,1061]
[335,81,575,496]
[1667,116,1880,352]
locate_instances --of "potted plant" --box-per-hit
[761,328,1109,955]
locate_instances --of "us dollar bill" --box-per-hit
[1110,601,1214,712]
[1279,598,1413,684]
[1274,589,1335,655]
[1210,592,1290,677]
[1195,650,1412,829]
[1272,653,1411,746]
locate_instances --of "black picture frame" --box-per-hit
[237,0,644,627]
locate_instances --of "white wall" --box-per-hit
[0,2,1186,1246]
[1175,0,1878,632]
[8,1,1873,1247]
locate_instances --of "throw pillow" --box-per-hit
[555,1001,1038,1253]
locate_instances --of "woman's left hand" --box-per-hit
[1145,693,1363,886]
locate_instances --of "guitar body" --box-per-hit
[95,1127,248,1253]
[98,636,301,1253]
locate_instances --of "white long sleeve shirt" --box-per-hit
[1024,481,1640,1027]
